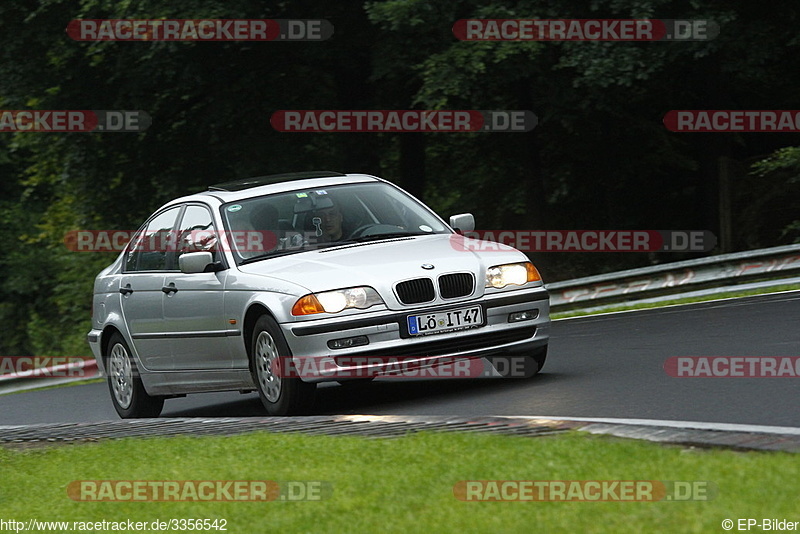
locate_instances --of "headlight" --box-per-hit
[485,262,541,289]
[292,286,384,315]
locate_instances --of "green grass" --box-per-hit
[552,283,800,320]
[0,431,797,533]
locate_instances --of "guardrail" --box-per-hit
[547,244,800,311]
[0,359,98,394]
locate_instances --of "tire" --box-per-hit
[251,315,316,415]
[105,333,164,418]
[487,345,548,378]
[531,345,548,374]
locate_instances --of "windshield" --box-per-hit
[220,181,450,263]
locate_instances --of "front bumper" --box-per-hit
[281,287,550,382]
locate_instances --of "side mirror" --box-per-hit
[179,251,222,274]
[449,213,475,233]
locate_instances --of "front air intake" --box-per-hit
[438,273,474,299]
[395,278,435,304]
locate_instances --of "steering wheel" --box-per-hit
[347,224,376,239]
[347,224,405,239]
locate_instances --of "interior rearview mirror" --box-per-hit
[293,193,334,213]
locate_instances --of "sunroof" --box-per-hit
[208,171,346,192]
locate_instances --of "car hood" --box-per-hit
[236,234,529,306]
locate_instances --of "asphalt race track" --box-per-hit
[1,292,798,427]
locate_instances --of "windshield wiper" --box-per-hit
[242,233,429,259]
[340,232,429,244]
[239,249,305,264]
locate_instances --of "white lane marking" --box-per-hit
[513,415,800,434]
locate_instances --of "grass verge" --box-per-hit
[0,430,797,533]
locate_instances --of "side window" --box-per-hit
[125,207,181,272]
[176,205,218,261]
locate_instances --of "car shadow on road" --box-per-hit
[160,372,568,418]
[315,373,567,414]
[161,394,266,418]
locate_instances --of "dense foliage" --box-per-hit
[1,0,798,356]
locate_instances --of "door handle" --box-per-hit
[119,284,133,295]
[161,283,178,295]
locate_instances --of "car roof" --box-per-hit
[164,172,384,207]
[209,171,348,192]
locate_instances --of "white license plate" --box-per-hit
[407,306,483,336]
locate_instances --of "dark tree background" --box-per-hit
[0,0,798,356]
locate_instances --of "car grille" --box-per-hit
[438,273,474,299]
[395,278,435,304]
[334,326,536,361]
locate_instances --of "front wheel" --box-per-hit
[487,345,548,378]
[105,333,164,418]
[251,315,316,415]
[530,345,547,374]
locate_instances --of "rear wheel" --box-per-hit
[105,333,164,418]
[251,315,316,415]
